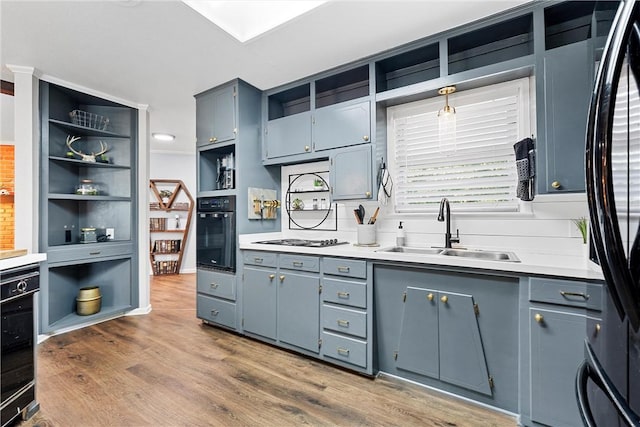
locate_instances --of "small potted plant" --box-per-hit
[159,190,173,204]
[313,178,325,190]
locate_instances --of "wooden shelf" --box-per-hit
[149,179,194,275]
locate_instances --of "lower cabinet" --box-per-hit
[240,251,372,374]
[521,277,604,427]
[196,268,237,330]
[374,264,520,412]
[396,287,492,396]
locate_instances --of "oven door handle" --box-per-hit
[576,340,640,426]
[1,289,38,304]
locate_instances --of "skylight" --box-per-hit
[182,1,327,43]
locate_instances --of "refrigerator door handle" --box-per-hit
[576,341,640,427]
[586,0,640,330]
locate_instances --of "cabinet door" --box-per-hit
[277,270,320,353]
[438,292,492,396]
[530,307,586,427]
[330,144,373,201]
[540,40,592,193]
[396,287,439,378]
[242,267,277,340]
[196,85,236,146]
[265,112,312,159]
[314,100,371,151]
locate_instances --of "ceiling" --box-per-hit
[1,0,529,154]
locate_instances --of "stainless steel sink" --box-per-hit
[440,248,520,262]
[376,246,444,255]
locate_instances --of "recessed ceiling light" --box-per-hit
[152,133,175,141]
[182,1,326,43]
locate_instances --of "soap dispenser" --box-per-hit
[396,221,405,246]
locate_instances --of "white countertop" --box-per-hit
[0,253,47,270]
[239,233,604,281]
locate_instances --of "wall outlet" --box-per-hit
[106,228,115,240]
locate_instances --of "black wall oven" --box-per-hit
[1,263,39,427]
[196,196,236,272]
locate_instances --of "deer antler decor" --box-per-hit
[66,135,108,163]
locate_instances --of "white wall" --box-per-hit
[281,161,589,259]
[149,151,197,273]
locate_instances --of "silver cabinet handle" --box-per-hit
[210,283,219,289]
[89,251,101,255]
[292,261,304,267]
[337,291,350,298]
[337,347,350,356]
[560,291,590,300]
[211,310,219,316]
[337,319,349,327]
[337,266,350,273]
[253,257,263,263]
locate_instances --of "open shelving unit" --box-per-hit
[286,171,337,231]
[149,179,194,275]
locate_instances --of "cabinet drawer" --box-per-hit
[323,277,366,308]
[197,294,236,329]
[47,242,133,264]
[197,269,236,300]
[323,258,366,279]
[322,305,366,339]
[529,278,602,310]
[322,331,367,369]
[243,251,277,268]
[279,254,319,272]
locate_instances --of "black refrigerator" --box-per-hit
[578,0,640,425]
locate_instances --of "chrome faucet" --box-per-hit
[437,198,460,248]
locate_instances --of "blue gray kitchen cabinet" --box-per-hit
[374,264,520,412]
[277,265,320,353]
[242,266,277,339]
[537,39,593,193]
[520,277,603,427]
[196,83,236,147]
[196,269,237,330]
[330,144,374,201]
[313,99,371,152]
[38,80,139,334]
[264,112,313,159]
[321,257,372,373]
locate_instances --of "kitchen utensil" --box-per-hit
[368,207,380,224]
[353,209,362,224]
[358,205,365,224]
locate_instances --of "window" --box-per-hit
[388,78,531,213]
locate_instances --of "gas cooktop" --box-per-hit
[254,238,349,247]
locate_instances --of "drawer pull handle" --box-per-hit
[279,275,285,282]
[534,313,544,324]
[337,347,350,356]
[337,291,350,299]
[595,323,601,334]
[292,261,304,267]
[268,274,275,280]
[337,319,350,327]
[560,291,589,300]
[427,293,434,301]
[337,266,350,273]
[211,310,219,316]
[89,251,101,255]
[440,295,448,304]
[210,283,219,289]
[254,257,263,263]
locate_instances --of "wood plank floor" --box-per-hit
[18,273,518,427]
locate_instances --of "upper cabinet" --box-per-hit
[536,1,617,194]
[263,65,372,164]
[196,84,236,147]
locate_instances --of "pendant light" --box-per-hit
[437,86,457,153]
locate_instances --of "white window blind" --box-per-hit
[388,78,530,213]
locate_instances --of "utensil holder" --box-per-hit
[357,224,377,245]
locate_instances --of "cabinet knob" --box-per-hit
[595,323,601,334]
[365,191,372,198]
[210,137,218,143]
[534,313,544,324]
[551,181,561,189]
[279,275,285,282]
[440,295,448,304]
[304,145,311,152]
[363,135,369,142]
[268,274,275,280]
[427,293,434,301]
